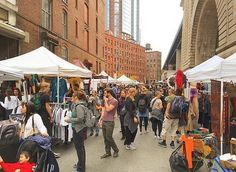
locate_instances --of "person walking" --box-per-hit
[99,88,119,159]
[117,89,127,140]
[136,87,150,134]
[150,91,163,139]
[65,91,88,172]
[88,90,102,137]
[124,88,138,150]
[159,88,179,149]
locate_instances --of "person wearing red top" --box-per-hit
[0,151,35,172]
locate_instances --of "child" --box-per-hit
[0,151,35,172]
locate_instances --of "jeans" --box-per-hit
[102,121,119,154]
[119,115,125,138]
[139,117,148,132]
[73,127,87,172]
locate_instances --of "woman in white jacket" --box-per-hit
[1,89,20,119]
[21,101,48,139]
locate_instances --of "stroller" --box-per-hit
[16,136,59,172]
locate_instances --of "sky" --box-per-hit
[140,0,183,67]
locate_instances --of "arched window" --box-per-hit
[62,10,68,39]
[42,0,52,30]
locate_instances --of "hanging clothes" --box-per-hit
[50,78,67,103]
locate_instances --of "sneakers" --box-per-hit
[90,132,94,136]
[113,151,119,158]
[95,133,99,137]
[140,131,143,135]
[158,141,167,148]
[156,136,161,140]
[125,144,136,150]
[170,141,175,149]
[53,152,61,158]
[100,153,111,159]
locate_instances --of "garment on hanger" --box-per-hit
[50,78,67,102]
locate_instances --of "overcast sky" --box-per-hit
[140,0,183,67]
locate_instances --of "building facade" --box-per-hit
[104,33,146,82]
[5,0,105,74]
[0,0,25,60]
[146,51,162,84]
[180,0,236,70]
[105,0,140,43]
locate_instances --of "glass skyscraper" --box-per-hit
[105,0,140,43]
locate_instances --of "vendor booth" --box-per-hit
[0,46,92,103]
[182,52,236,171]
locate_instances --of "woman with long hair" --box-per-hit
[150,91,163,139]
[124,87,138,150]
[22,101,48,139]
[65,91,88,172]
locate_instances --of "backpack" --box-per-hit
[77,104,96,127]
[169,96,184,119]
[0,120,19,140]
[138,98,147,113]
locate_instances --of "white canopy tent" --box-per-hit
[185,53,236,155]
[117,75,135,84]
[0,64,24,81]
[0,46,92,78]
[185,55,223,82]
[0,46,92,103]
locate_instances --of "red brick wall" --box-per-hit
[16,0,105,74]
[104,33,146,82]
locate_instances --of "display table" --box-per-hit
[212,157,235,172]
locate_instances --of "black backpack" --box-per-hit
[138,98,147,113]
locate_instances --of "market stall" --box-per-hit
[0,46,92,103]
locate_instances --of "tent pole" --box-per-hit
[220,79,223,155]
[57,68,60,104]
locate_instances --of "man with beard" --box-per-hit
[99,88,119,159]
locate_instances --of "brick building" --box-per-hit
[146,51,161,84]
[0,0,25,60]
[1,0,105,74]
[104,33,146,82]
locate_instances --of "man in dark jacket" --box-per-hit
[136,87,150,134]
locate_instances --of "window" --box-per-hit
[96,61,98,74]
[96,0,98,12]
[75,20,78,38]
[96,17,98,33]
[99,62,101,73]
[43,40,55,53]
[75,0,78,9]
[42,0,52,30]
[62,10,68,39]
[84,3,89,25]
[62,46,68,61]
[84,30,89,51]
[96,38,98,55]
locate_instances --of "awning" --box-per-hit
[0,21,25,39]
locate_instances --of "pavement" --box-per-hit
[55,119,209,172]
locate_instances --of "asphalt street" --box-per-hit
[55,119,209,172]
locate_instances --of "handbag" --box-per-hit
[133,116,139,124]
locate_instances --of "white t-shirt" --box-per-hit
[2,96,19,110]
[23,113,47,138]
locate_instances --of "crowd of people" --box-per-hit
[0,80,211,172]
